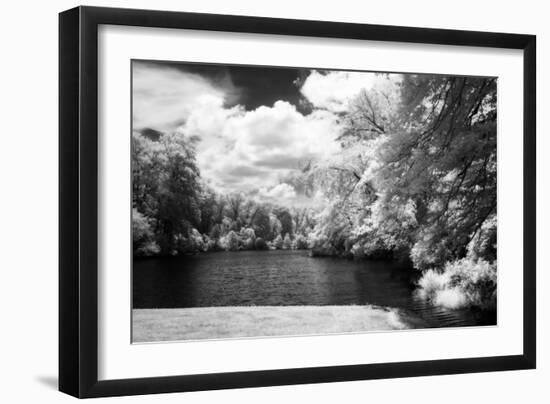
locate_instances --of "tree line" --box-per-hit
[132,133,315,256]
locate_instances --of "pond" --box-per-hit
[133,250,495,328]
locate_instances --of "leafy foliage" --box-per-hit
[132,208,160,256]
[416,258,496,309]
[132,132,202,254]
[305,75,496,268]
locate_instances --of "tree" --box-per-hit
[197,186,219,234]
[292,208,315,236]
[220,216,234,235]
[225,193,246,227]
[132,208,160,256]
[305,74,497,268]
[273,234,284,249]
[154,133,202,254]
[283,233,292,250]
[371,76,497,268]
[274,208,294,238]
[132,131,202,255]
[209,224,221,240]
[251,207,272,240]
[269,214,283,241]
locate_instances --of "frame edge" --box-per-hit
[522,34,536,369]
[58,6,81,398]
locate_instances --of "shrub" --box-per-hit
[273,234,283,249]
[219,230,239,251]
[308,233,327,249]
[241,237,255,250]
[283,233,292,250]
[239,227,256,250]
[204,237,219,252]
[173,234,190,254]
[433,287,467,309]
[254,237,269,250]
[189,228,205,252]
[132,208,160,256]
[239,227,256,240]
[467,215,497,262]
[135,241,160,256]
[416,258,496,310]
[416,269,451,300]
[293,234,309,250]
[172,228,205,254]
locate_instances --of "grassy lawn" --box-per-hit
[132,305,427,342]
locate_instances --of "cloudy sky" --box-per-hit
[132,60,390,207]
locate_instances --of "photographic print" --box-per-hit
[131,60,497,343]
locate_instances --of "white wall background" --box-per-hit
[0,0,546,402]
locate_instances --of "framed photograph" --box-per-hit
[59,6,536,398]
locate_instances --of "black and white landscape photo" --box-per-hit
[131,60,497,343]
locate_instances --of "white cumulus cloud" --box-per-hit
[258,183,297,201]
[300,70,377,113]
[181,100,341,194]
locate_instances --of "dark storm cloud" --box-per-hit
[134,60,312,114]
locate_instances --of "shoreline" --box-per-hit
[132,305,428,343]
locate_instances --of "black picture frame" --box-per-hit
[59,5,536,398]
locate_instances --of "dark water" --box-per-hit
[133,250,495,327]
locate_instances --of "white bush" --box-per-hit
[433,288,468,309]
[416,258,496,310]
